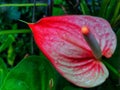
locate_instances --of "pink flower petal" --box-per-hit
[28,15,116,87]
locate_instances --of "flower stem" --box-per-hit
[30,0,36,55]
[0,3,47,7]
[0,29,31,35]
[47,0,54,16]
[18,19,28,24]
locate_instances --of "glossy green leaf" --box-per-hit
[105,0,116,20]
[0,35,15,53]
[54,0,63,4]
[0,58,8,87]
[110,1,120,26]
[39,53,57,90]
[0,55,57,90]
[52,0,65,16]
[80,0,90,15]
[99,0,110,17]
[53,8,64,16]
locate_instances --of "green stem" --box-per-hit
[0,3,47,7]
[0,29,31,35]
[103,61,120,77]
[18,19,28,24]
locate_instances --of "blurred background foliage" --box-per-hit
[0,0,120,90]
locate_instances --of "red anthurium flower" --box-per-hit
[28,15,116,88]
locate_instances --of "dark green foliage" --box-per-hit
[0,35,15,53]
[7,7,20,20]
[0,55,56,90]
[0,0,120,90]
[0,58,8,87]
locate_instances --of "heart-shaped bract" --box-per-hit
[28,15,116,87]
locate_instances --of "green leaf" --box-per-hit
[110,1,120,25]
[105,0,116,20]
[111,15,120,31]
[99,0,110,17]
[0,58,8,87]
[39,53,57,90]
[103,60,120,78]
[54,0,63,4]
[0,55,57,90]
[80,0,90,15]
[53,8,64,16]
[0,35,15,53]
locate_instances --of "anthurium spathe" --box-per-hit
[28,15,116,88]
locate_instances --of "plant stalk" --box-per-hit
[0,30,31,35]
[0,3,47,7]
